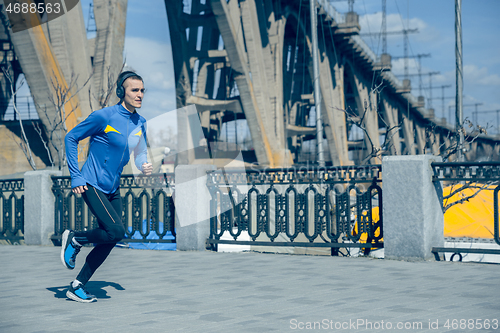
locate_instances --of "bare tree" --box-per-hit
[1,68,37,170]
[341,103,403,165]
[335,78,403,165]
[92,63,125,110]
[442,181,496,212]
[334,76,498,214]
[32,120,54,167]
[438,118,490,162]
[9,59,125,171]
[34,71,93,169]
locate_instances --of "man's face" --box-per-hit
[122,78,145,111]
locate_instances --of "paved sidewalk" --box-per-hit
[0,245,499,333]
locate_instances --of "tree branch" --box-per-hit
[2,67,37,170]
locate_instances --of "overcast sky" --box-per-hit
[81,0,500,134]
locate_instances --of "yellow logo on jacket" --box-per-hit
[104,125,121,134]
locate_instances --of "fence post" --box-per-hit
[382,155,444,260]
[174,164,216,251]
[24,169,62,245]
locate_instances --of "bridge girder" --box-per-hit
[0,0,497,176]
[210,0,292,167]
[167,0,500,166]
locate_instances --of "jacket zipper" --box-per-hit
[112,116,130,190]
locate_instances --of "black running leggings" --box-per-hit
[73,184,125,285]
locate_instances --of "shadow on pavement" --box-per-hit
[47,281,125,300]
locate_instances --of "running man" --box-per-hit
[62,71,152,303]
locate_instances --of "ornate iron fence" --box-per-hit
[431,162,500,182]
[207,165,383,254]
[52,174,175,245]
[431,161,500,247]
[0,178,24,244]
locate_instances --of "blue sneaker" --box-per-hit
[60,230,81,270]
[66,282,97,303]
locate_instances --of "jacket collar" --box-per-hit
[117,103,137,118]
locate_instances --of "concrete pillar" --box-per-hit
[349,65,381,163]
[44,2,96,117]
[382,155,444,260]
[92,0,128,106]
[318,39,349,165]
[211,0,276,166]
[174,164,216,251]
[382,99,401,155]
[24,169,62,246]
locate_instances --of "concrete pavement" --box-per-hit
[0,245,499,333]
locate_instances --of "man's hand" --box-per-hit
[142,163,153,176]
[72,185,88,194]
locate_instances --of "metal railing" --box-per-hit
[0,178,24,244]
[431,162,500,258]
[52,174,175,245]
[431,162,500,182]
[206,165,383,254]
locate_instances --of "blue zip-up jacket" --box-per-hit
[65,104,148,194]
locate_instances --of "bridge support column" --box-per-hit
[382,155,444,260]
[317,43,349,165]
[92,0,128,105]
[415,126,426,154]
[402,116,416,155]
[174,164,216,251]
[23,170,61,246]
[348,66,381,163]
[382,100,401,155]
